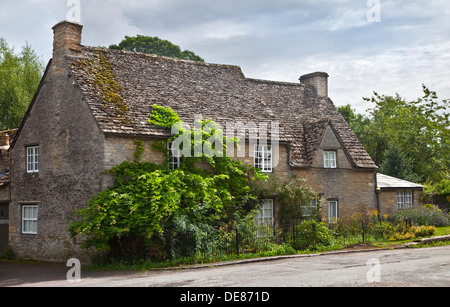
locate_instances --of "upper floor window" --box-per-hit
[27,146,39,173]
[397,190,413,210]
[323,151,336,169]
[254,145,273,173]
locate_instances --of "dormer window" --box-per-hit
[323,151,336,169]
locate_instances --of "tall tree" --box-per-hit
[0,38,44,130]
[109,35,205,62]
[339,86,449,185]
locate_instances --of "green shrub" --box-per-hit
[293,220,333,250]
[372,221,397,239]
[388,225,436,241]
[393,205,449,227]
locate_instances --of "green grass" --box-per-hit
[435,226,450,236]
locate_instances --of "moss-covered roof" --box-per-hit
[66,47,377,169]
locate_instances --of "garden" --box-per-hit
[68,105,450,270]
[74,204,450,270]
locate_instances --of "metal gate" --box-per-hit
[0,204,9,257]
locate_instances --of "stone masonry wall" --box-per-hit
[9,61,106,262]
[228,130,376,222]
[102,135,167,189]
[378,189,424,217]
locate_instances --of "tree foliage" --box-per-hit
[109,35,205,62]
[0,38,44,130]
[338,86,449,208]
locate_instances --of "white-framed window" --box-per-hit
[397,190,413,210]
[27,146,39,173]
[324,151,337,169]
[254,145,273,173]
[22,205,38,235]
[328,201,338,220]
[254,199,274,226]
[168,142,182,170]
[301,199,318,217]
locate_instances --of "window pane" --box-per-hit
[329,201,338,219]
[254,145,272,172]
[22,206,38,234]
[324,151,336,168]
[27,146,39,173]
[255,200,274,226]
[397,191,405,210]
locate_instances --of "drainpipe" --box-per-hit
[375,171,381,221]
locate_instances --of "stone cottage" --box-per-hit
[8,20,386,262]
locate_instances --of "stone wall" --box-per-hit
[228,129,377,223]
[378,189,424,217]
[9,60,106,262]
[102,135,167,188]
[0,186,9,203]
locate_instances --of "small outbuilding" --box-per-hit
[377,173,425,217]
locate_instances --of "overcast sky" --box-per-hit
[1,0,449,113]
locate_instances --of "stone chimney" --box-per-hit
[300,72,329,97]
[52,20,83,67]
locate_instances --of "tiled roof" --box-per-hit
[377,173,424,189]
[66,47,377,169]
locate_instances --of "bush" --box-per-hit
[372,221,397,239]
[293,220,333,250]
[388,225,436,241]
[392,205,449,227]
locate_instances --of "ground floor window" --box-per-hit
[168,142,182,170]
[22,205,38,235]
[328,201,338,220]
[254,199,274,226]
[397,190,413,210]
[301,199,318,218]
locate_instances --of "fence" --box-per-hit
[234,221,319,255]
[105,220,325,263]
[104,215,396,263]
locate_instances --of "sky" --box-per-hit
[1,0,449,114]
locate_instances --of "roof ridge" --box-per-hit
[81,46,246,76]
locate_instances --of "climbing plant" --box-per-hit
[69,105,267,257]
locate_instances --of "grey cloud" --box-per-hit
[0,0,449,113]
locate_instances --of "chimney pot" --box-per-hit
[300,72,329,97]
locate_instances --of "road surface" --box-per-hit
[1,246,449,287]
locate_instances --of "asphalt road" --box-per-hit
[1,246,449,288]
